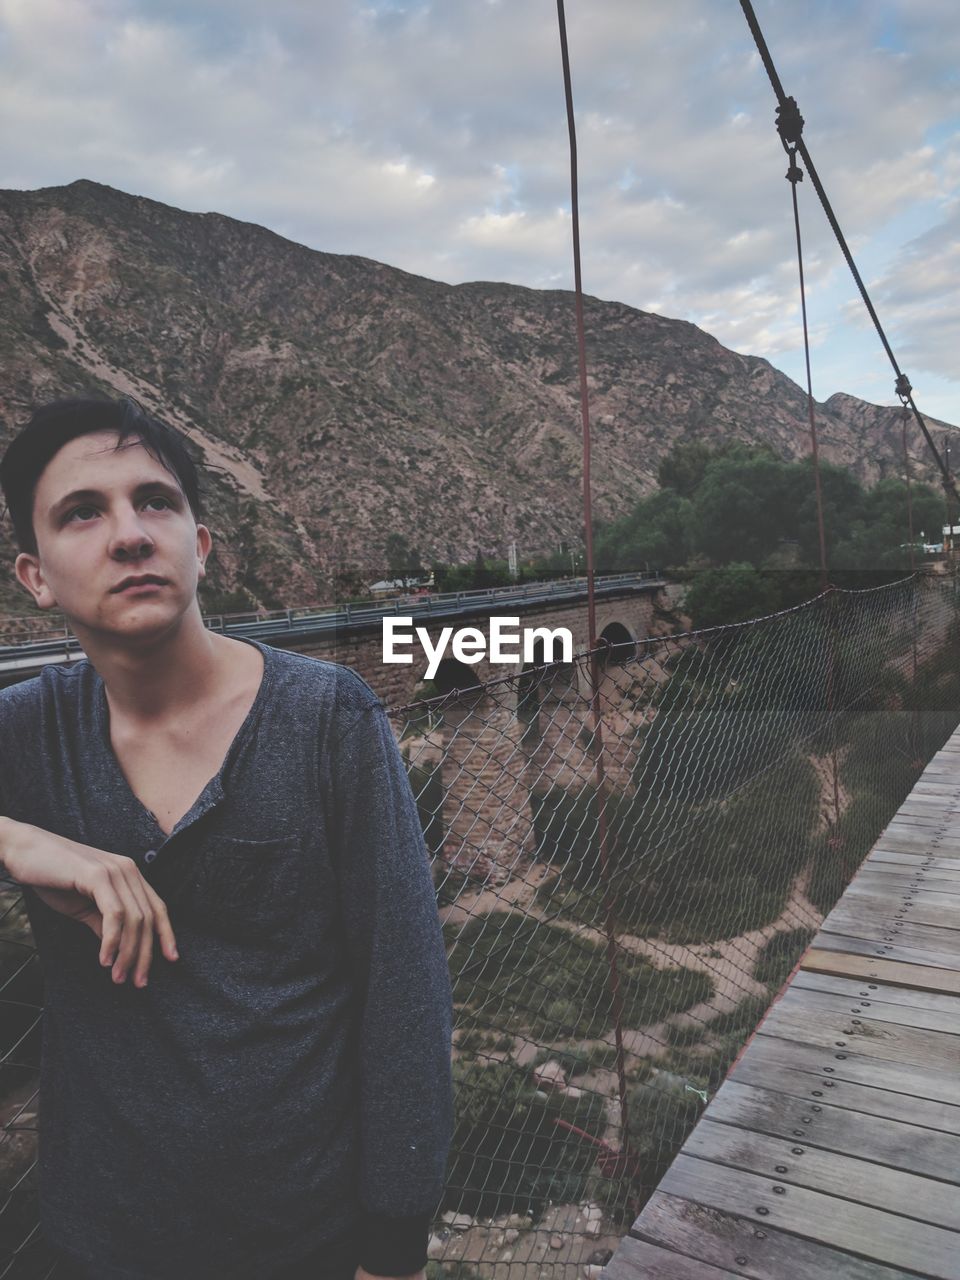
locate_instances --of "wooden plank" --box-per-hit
[875,831,960,846]
[800,945,960,993]
[882,821,958,836]
[870,840,960,859]
[810,931,960,974]
[873,841,960,860]
[818,911,960,957]
[886,808,949,819]
[837,884,960,927]
[855,869,960,894]
[895,815,958,826]
[840,877,960,911]
[602,1233,742,1279]
[702,1078,960,1181]
[861,853,960,875]
[877,824,960,839]
[849,875,960,901]
[883,816,945,829]
[869,849,960,871]
[856,878,960,900]
[790,968,960,1014]
[897,791,960,802]
[657,1155,960,1278]
[896,795,960,807]
[776,982,960,1035]
[824,898,960,931]
[742,1024,960,1105]
[683,1116,960,1230]
[729,1044,960,1131]
[818,918,960,961]
[633,1191,918,1280]
[741,1026,960,1103]
[854,876,960,902]
[758,1000,960,1073]
[818,926,960,970]
[855,863,960,887]
[896,800,956,810]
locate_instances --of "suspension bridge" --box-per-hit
[0,0,958,1277]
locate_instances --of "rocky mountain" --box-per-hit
[0,178,952,618]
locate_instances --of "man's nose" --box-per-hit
[109,505,156,560]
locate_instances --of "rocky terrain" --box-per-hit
[0,178,952,618]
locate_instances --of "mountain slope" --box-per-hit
[0,179,949,616]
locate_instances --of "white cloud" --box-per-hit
[0,0,956,419]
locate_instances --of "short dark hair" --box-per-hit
[0,397,205,555]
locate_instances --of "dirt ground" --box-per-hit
[438,855,826,1273]
[430,1201,620,1278]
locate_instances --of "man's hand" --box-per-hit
[0,817,178,988]
[355,1270,426,1280]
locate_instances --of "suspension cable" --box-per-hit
[556,0,633,1168]
[779,107,829,589]
[739,0,958,503]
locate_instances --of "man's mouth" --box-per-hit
[111,575,169,593]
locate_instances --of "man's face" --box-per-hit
[14,430,211,644]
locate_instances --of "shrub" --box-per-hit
[533,751,819,944]
[443,1056,607,1220]
[446,912,713,1040]
[405,758,446,859]
[530,1043,622,1078]
[754,928,816,988]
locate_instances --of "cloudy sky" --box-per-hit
[2,0,958,426]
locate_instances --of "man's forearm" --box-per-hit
[356,1270,426,1280]
[0,817,179,984]
[0,815,29,871]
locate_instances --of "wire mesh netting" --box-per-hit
[394,570,960,1276]
[1,571,959,1278]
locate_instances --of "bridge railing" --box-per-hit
[381,570,960,1272]
[2,570,955,1277]
[0,571,663,656]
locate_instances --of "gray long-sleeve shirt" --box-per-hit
[0,638,454,1279]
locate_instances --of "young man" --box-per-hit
[0,398,454,1280]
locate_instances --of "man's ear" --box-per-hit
[14,552,59,610]
[196,523,212,579]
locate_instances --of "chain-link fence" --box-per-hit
[396,570,960,1277]
[2,571,959,1278]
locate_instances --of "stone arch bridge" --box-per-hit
[0,572,674,884]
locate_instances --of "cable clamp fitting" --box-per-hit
[776,96,804,148]
[895,373,913,401]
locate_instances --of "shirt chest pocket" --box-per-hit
[187,834,304,943]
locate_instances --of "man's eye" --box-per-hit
[66,496,172,522]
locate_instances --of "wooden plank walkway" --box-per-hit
[603,732,960,1279]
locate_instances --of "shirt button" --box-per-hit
[144,849,158,864]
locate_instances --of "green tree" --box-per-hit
[784,459,865,567]
[683,562,779,628]
[691,454,792,565]
[656,439,732,498]
[594,490,693,571]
